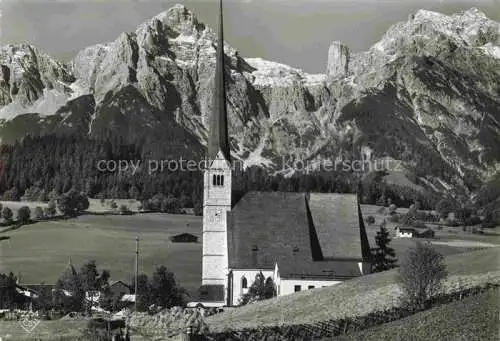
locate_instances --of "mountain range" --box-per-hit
[0,5,499,197]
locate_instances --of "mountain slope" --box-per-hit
[0,5,498,195]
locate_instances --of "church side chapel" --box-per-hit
[197,0,372,308]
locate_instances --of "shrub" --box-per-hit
[57,190,90,216]
[366,216,376,225]
[465,216,482,226]
[17,206,31,224]
[46,200,57,217]
[119,204,132,215]
[416,229,435,238]
[2,207,13,221]
[48,189,59,201]
[388,214,401,223]
[376,195,386,207]
[471,227,484,234]
[398,242,447,310]
[436,198,457,219]
[239,272,276,305]
[34,206,45,220]
[388,204,397,215]
[411,221,427,229]
[2,187,20,201]
[109,200,118,211]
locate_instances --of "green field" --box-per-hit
[335,287,499,341]
[0,203,498,300]
[206,247,500,332]
[0,213,202,297]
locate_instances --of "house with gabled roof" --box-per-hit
[196,0,372,307]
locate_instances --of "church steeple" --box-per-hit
[201,0,232,305]
[207,0,230,162]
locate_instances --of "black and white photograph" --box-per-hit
[0,0,499,340]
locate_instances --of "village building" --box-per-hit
[170,233,199,243]
[195,0,372,308]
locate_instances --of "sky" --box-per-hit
[0,0,499,73]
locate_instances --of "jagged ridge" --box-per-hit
[0,6,498,195]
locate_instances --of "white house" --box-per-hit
[396,227,416,238]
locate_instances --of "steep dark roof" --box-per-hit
[309,193,366,259]
[207,0,230,162]
[109,280,131,289]
[227,191,371,279]
[169,233,198,243]
[279,261,361,279]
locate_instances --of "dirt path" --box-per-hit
[431,240,499,248]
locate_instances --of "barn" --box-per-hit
[170,233,199,243]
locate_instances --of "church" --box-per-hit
[197,0,372,307]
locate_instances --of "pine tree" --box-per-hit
[371,220,398,272]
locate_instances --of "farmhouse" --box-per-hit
[396,226,435,238]
[196,0,372,308]
[396,227,416,238]
[109,280,132,297]
[170,233,198,243]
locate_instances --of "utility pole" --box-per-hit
[134,236,139,312]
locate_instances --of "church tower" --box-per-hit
[201,0,232,303]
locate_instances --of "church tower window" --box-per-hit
[211,175,226,186]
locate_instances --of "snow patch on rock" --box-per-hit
[244,58,326,87]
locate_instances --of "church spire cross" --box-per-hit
[208,0,231,163]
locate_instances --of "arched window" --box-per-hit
[241,276,248,289]
[220,175,224,186]
[212,175,217,186]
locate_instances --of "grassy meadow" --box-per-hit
[0,213,202,297]
[206,247,500,331]
[335,287,499,341]
[0,202,498,299]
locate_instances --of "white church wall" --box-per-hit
[202,232,226,254]
[280,278,342,296]
[202,257,227,286]
[231,269,274,305]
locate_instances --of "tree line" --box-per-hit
[0,260,185,316]
[0,135,440,212]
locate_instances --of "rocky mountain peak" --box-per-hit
[135,4,205,47]
[326,41,350,79]
[0,6,498,196]
[0,43,74,118]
